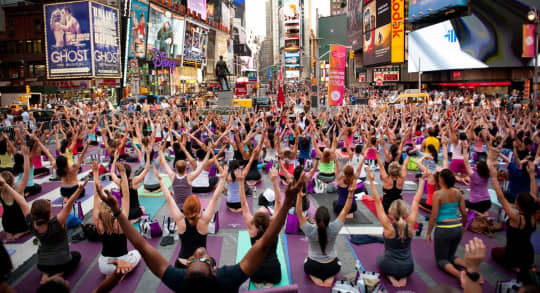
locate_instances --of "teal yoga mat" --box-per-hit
[134,196,166,231]
[235,230,290,290]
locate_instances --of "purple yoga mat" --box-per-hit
[218,197,252,229]
[25,181,62,202]
[75,237,160,293]
[52,181,111,205]
[348,241,428,293]
[401,193,428,216]
[0,231,33,244]
[460,232,513,277]
[410,239,494,292]
[284,234,340,293]
[14,241,101,293]
[156,236,223,293]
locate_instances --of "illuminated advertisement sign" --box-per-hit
[328,45,346,106]
[188,0,207,20]
[363,0,391,66]
[183,21,208,66]
[373,65,400,82]
[44,1,92,78]
[128,0,148,58]
[409,0,467,23]
[91,2,121,77]
[391,0,404,63]
[347,0,363,51]
[283,0,301,79]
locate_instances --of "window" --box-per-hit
[16,40,25,54]
[33,40,42,54]
[34,19,41,34]
[8,19,15,34]
[26,40,33,54]
[7,41,16,54]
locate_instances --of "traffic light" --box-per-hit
[312,58,316,67]
[26,85,30,94]
[349,50,354,59]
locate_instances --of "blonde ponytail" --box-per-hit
[396,217,406,242]
[388,199,409,242]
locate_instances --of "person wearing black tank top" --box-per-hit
[488,161,537,276]
[92,162,141,292]
[237,167,282,288]
[154,151,227,268]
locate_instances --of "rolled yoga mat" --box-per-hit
[345,236,428,293]
[14,241,102,293]
[155,235,224,293]
[235,230,290,290]
[218,197,252,229]
[75,237,161,293]
[137,176,172,197]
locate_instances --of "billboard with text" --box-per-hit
[91,2,121,77]
[128,0,148,58]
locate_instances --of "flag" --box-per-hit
[277,82,285,108]
[523,24,536,58]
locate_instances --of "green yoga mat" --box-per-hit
[137,176,172,197]
[235,230,290,290]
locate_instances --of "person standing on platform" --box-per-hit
[216,56,230,91]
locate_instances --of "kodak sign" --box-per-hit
[391,0,404,63]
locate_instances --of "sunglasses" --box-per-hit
[187,257,215,267]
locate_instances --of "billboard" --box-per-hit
[91,2,121,77]
[183,21,208,66]
[128,0,148,58]
[44,1,92,78]
[347,0,362,51]
[328,45,346,106]
[391,0,404,63]
[283,0,299,24]
[283,0,301,80]
[363,0,391,66]
[239,56,254,71]
[170,14,185,60]
[409,0,467,23]
[207,3,214,21]
[408,0,540,72]
[188,0,207,20]
[363,23,391,65]
[147,4,184,61]
[221,2,230,29]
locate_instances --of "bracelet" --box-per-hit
[113,209,122,218]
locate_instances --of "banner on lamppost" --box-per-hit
[523,24,536,58]
[328,44,346,106]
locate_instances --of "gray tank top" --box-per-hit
[173,175,191,209]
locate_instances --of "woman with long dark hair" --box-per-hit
[237,167,282,288]
[296,177,355,287]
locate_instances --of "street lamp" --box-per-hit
[529,8,538,111]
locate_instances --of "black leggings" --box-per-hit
[304,257,341,281]
[24,184,42,196]
[60,185,86,199]
[251,258,281,284]
[434,220,463,269]
[33,167,50,176]
[37,251,81,276]
[465,200,491,214]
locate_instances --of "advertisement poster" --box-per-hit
[364,23,391,65]
[188,0,207,20]
[239,56,253,71]
[207,3,214,21]
[170,14,185,60]
[283,0,299,23]
[347,0,362,51]
[523,24,536,58]
[409,0,467,23]
[391,0,404,63]
[128,0,148,58]
[373,65,400,82]
[221,2,230,29]
[183,21,208,66]
[91,2,121,77]
[44,1,92,78]
[328,45,346,106]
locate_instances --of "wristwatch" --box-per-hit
[465,270,480,282]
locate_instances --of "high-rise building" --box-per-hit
[330,0,346,16]
[258,0,274,81]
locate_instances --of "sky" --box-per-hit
[245,0,330,39]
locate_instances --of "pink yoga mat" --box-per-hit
[75,237,160,293]
[284,234,340,293]
[218,197,252,229]
[347,240,428,293]
[14,241,101,293]
[460,232,513,278]
[156,235,223,293]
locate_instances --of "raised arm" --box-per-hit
[199,166,227,226]
[153,166,184,232]
[407,173,426,229]
[133,148,152,186]
[158,143,176,180]
[366,167,392,230]
[236,170,253,226]
[0,176,29,216]
[118,163,130,218]
[14,146,31,194]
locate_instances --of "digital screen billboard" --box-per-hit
[91,2,121,77]
[409,0,467,23]
[408,0,540,72]
[221,2,230,29]
[362,0,391,66]
[44,1,92,78]
[188,0,207,20]
[283,0,299,24]
[128,0,149,58]
[347,0,362,51]
[147,4,184,61]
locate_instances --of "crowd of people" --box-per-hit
[0,97,538,293]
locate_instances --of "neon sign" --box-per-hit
[152,48,177,70]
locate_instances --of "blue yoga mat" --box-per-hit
[235,230,290,290]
